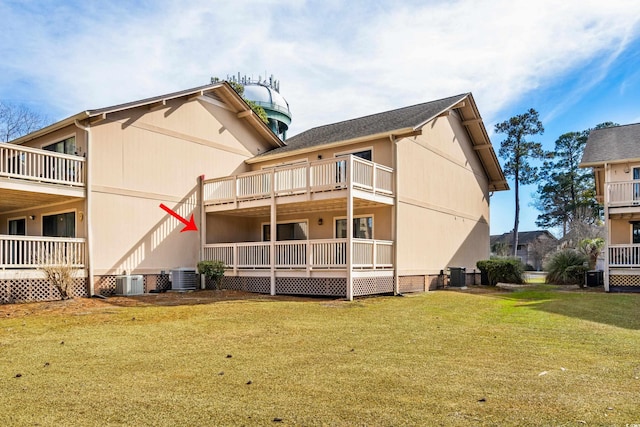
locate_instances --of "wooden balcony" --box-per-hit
[0,144,86,208]
[0,235,86,270]
[608,181,640,208]
[203,238,394,273]
[203,156,394,212]
[609,244,640,267]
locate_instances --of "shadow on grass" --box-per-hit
[485,285,640,331]
[101,290,340,309]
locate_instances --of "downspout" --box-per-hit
[74,120,94,296]
[390,134,399,294]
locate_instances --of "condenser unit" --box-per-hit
[170,268,198,291]
[115,275,144,296]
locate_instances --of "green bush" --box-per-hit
[477,258,524,286]
[544,250,589,286]
[197,260,226,290]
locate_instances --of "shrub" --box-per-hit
[197,260,226,290]
[477,258,524,286]
[544,250,589,286]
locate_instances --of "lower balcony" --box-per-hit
[609,244,640,267]
[1,235,86,274]
[204,238,393,273]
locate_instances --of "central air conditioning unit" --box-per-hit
[115,275,144,296]
[170,268,198,291]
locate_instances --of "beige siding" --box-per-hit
[396,113,490,274]
[611,219,631,245]
[86,98,276,275]
[609,163,640,182]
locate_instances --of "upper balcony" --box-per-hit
[608,180,640,209]
[203,156,394,212]
[0,144,86,207]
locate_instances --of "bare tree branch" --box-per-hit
[0,101,48,143]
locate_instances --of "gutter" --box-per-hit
[74,119,95,296]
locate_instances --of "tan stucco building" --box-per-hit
[581,122,640,292]
[0,82,507,302]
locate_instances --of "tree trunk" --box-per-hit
[513,174,520,257]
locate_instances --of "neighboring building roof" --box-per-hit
[490,230,558,246]
[581,122,640,166]
[250,92,508,191]
[10,82,284,149]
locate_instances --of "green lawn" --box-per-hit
[1,288,639,426]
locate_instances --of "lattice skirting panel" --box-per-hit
[220,276,271,294]
[276,277,347,296]
[609,275,640,287]
[353,276,394,296]
[0,278,88,304]
[145,274,171,292]
[96,275,118,296]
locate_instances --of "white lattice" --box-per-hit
[0,278,87,303]
[276,277,346,296]
[353,276,394,296]
[221,276,270,294]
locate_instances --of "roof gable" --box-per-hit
[10,83,284,149]
[581,122,640,166]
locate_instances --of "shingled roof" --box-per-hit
[490,230,558,246]
[260,94,468,156]
[581,123,640,166]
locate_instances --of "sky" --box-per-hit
[2,0,640,237]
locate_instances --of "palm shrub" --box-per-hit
[544,250,589,286]
[477,258,524,285]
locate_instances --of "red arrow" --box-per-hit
[159,203,198,232]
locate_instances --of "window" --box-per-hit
[43,212,75,238]
[44,136,76,155]
[262,221,308,241]
[8,218,26,235]
[335,216,373,239]
[633,223,640,244]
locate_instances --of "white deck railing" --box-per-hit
[203,238,393,270]
[0,235,86,269]
[609,244,640,267]
[608,181,640,207]
[0,144,85,186]
[203,156,393,205]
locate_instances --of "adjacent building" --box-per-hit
[581,122,640,292]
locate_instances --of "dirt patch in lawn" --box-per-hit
[0,290,341,319]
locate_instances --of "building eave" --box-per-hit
[245,128,419,164]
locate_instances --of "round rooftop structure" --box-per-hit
[225,74,292,140]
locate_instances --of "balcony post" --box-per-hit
[346,156,354,301]
[604,162,610,291]
[270,168,276,296]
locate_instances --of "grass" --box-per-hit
[1,288,640,426]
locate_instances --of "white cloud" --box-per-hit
[1,0,640,136]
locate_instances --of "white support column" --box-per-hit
[390,135,399,295]
[270,169,277,296]
[346,155,354,301]
[198,174,206,289]
[604,163,610,292]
